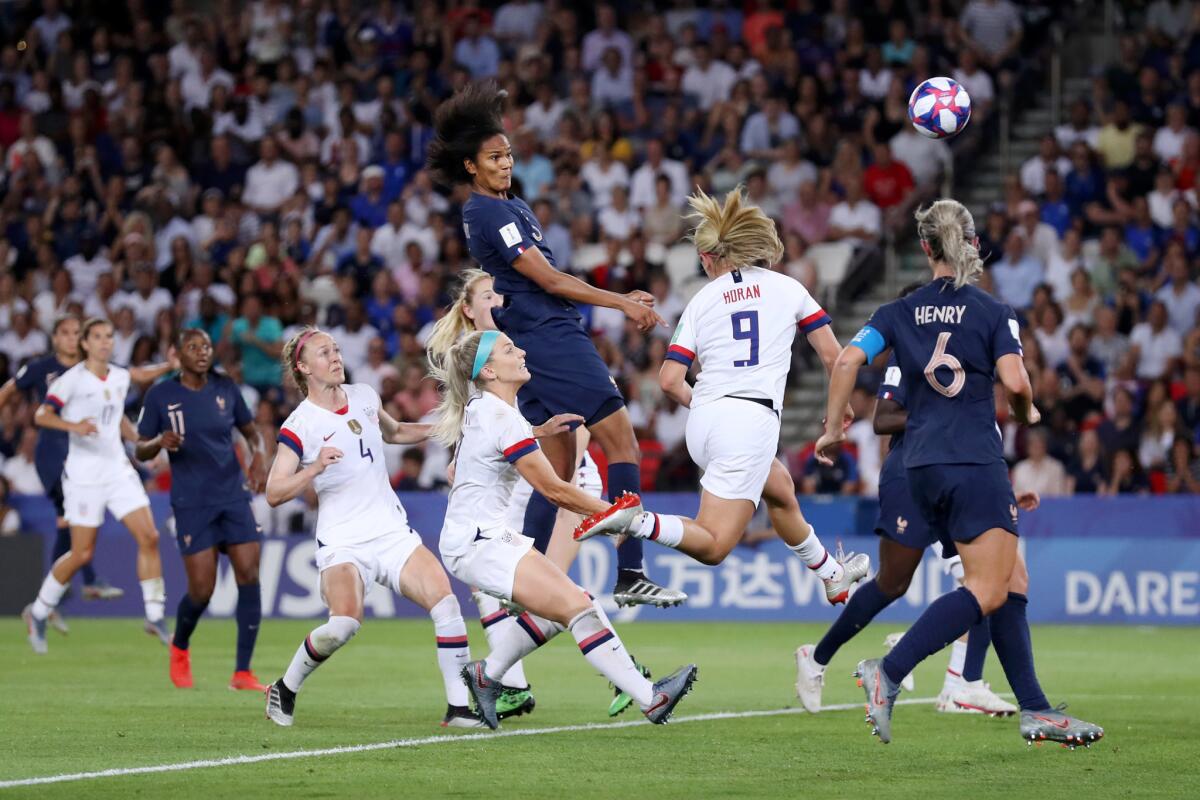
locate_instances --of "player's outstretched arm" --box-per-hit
[265,444,341,507]
[872,397,907,436]
[129,352,180,386]
[515,449,611,518]
[659,360,692,408]
[0,378,17,411]
[815,345,867,465]
[996,353,1040,426]
[511,247,666,332]
[377,406,431,444]
[806,325,843,375]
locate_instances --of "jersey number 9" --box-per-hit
[731,310,760,367]
[924,332,966,398]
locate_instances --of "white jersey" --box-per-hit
[45,363,136,486]
[441,391,538,558]
[666,266,830,410]
[277,383,408,547]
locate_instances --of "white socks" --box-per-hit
[283,615,361,693]
[483,611,564,682]
[631,512,684,548]
[788,527,844,582]
[31,574,67,621]
[430,595,471,707]
[473,591,528,688]
[945,639,967,686]
[569,604,653,707]
[140,577,166,623]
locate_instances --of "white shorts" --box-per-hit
[502,452,604,531]
[685,397,780,506]
[315,528,423,599]
[441,528,535,600]
[63,470,150,528]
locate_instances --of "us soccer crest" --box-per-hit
[348,419,363,435]
[216,395,226,411]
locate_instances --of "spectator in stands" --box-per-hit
[1104,447,1150,495]
[1013,428,1070,498]
[629,138,689,211]
[1153,102,1194,163]
[1178,365,1200,435]
[828,174,881,247]
[951,48,995,124]
[1067,428,1108,495]
[1058,323,1106,421]
[1155,250,1200,335]
[800,443,859,496]
[991,229,1043,310]
[1045,230,1086,303]
[1130,300,1183,380]
[227,294,283,396]
[1097,100,1142,170]
[863,141,914,212]
[1087,225,1134,299]
[391,448,426,491]
[1165,436,1200,494]
[1021,135,1072,197]
[783,180,832,248]
[243,137,299,216]
[889,122,952,190]
[845,386,881,497]
[642,175,686,246]
[1139,397,1182,471]
[1056,98,1100,151]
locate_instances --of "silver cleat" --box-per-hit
[144,618,171,645]
[642,664,698,724]
[1020,705,1104,747]
[824,548,871,605]
[22,604,48,655]
[612,572,688,608]
[854,658,900,744]
[461,660,503,730]
[47,609,69,636]
[264,679,295,727]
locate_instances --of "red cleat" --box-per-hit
[573,492,644,542]
[169,644,193,688]
[229,670,267,692]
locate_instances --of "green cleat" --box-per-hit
[608,657,652,717]
[496,686,536,720]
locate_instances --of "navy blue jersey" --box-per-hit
[137,373,254,509]
[13,355,71,476]
[850,278,1022,468]
[461,192,581,332]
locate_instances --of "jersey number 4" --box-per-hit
[359,439,374,463]
[731,310,759,367]
[924,332,966,398]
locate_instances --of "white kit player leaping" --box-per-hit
[23,317,176,652]
[577,187,870,603]
[429,329,698,729]
[262,327,484,729]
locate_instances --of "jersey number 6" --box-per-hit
[731,310,759,367]
[924,332,966,398]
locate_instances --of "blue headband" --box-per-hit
[471,331,501,380]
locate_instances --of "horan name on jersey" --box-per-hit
[722,284,762,304]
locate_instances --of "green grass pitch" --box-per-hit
[1,619,1195,798]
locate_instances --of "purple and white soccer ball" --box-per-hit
[907,77,972,139]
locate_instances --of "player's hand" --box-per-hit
[1016,490,1040,511]
[623,299,667,332]
[166,346,181,371]
[160,430,184,451]
[247,454,267,493]
[533,413,584,438]
[1026,404,1041,426]
[813,429,846,466]
[841,402,855,431]
[312,446,343,474]
[625,290,656,308]
[74,418,99,436]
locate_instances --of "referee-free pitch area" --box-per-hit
[1,619,1194,798]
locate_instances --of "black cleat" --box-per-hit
[612,570,687,608]
[265,679,296,727]
[441,704,486,728]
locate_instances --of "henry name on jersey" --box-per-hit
[915,305,967,325]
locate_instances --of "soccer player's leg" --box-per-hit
[118,501,169,645]
[800,537,923,713]
[171,537,218,689]
[219,504,266,691]
[509,549,697,726]
[393,542,483,729]
[25,522,100,654]
[267,561,365,727]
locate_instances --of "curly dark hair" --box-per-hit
[426,81,507,187]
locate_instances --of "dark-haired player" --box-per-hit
[136,329,268,692]
[0,315,121,634]
[427,81,684,609]
[815,199,1102,747]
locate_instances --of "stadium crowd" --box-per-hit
[1,0,1193,533]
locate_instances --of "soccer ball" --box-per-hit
[907,77,971,139]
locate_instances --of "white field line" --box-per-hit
[0,697,936,789]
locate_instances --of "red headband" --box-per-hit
[292,330,319,368]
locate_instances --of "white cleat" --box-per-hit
[881,632,915,692]
[794,645,825,713]
[938,680,1018,717]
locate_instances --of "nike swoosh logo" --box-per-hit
[323,433,335,441]
[168,403,182,410]
[1032,715,1070,729]
[646,692,669,714]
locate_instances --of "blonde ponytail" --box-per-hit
[428,330,488,446]
[687,185,784,271]
[914,200,983,289]
[426,269,493,369]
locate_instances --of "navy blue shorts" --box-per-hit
[509,319,623,426]
[36,462,65,517]
[907,462,1019,545]
[174,500,262,557]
